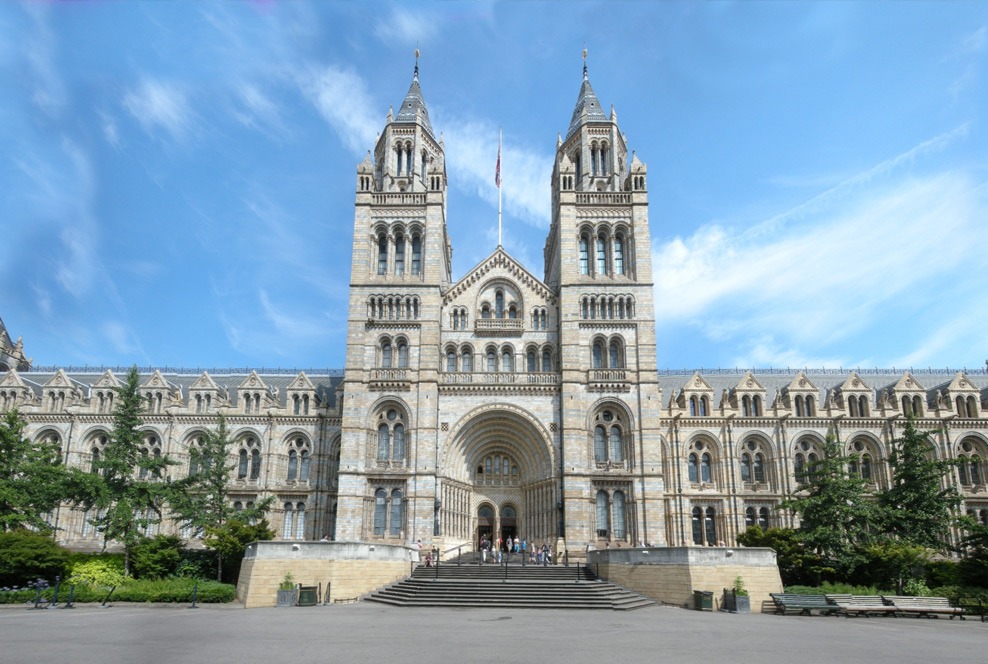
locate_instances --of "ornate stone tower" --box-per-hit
[336,58,451,541]
[546,59,666,547]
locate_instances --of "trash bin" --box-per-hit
[297,585,318,607]
[694,590,713,611]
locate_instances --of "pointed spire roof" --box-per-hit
[566,57,607,138]
[394,54,434,137]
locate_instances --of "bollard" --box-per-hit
[564,551,569,567]
[575,561,581,583]
[189,582,199,609]
[64,585,75,609]
[101,586,116,607]
[318,582,323,605]
[32,585,42,609]
[50,575,61,608]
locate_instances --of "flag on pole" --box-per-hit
[495,142,501,188]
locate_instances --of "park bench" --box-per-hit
[958,597,986,622]
[883,596,965,619]
[825,594,898,617]
[770,593,840,616]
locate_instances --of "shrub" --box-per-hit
[68,556,126,588]
[128,535,186,579]
[0,530,70,586]
[0,577,236,604]
[784,581,887,596]
[925,559,960,588]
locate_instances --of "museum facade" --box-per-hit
[1,64,986,554]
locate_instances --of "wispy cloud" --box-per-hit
[374,7,440,46]
[123,79,196,142]
[234,82,289,139]
[654,130,987,368]
[296,64,379,154]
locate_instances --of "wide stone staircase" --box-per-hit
[365,561,656,610]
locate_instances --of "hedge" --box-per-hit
[0,577,235,604]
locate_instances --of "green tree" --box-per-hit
[168,415,273,580]
[782,433,877,580]
[0,529,71,586]
[203,517,275,584]
[129,534,185,579]
[878,418,960,551]
[87,367,175,575]
[0,410,98,532]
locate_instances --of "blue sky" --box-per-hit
[1,1,986,373]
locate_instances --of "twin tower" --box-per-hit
[336,60,665,551]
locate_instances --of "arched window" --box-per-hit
[913,395,923,417]
[701,453,712,483]
[411,236,422,275]
[861,454,872,481]
[389,489,403,536]
[250,449,261,480]
[541,349,552,372]
[393,424,405,458]
[594,426,607,463]
[758,507,769,530]
[501,348,513,372]
[396,340,408,368]
[806,396,816,416]
[608,339,622,369]
[794,395,804,417]
[579,235,589,275]
[752,396,761,417]
[704,507,716,546]
[373,489,387,536]
[967,396,978,418]
[461,347,473,372]
[613,491,626,539]
[288,449,298,481]
[394,235,405,275]
[381,340,392,368]
[740,453,752,482]
[377,424,389,460]
[376,408,407,463]
[596,490,609,537]
[300,450,310,482]
[698,396,708,417]
[283,502,294,539]
[902,396,912,417]
[527,350,537,373]
[90,446,101,474]
[486,349,496,372]
[377,234,388,275]
[495,291,504,319]
[596,235,607,275]
[295,502,306,540]
[592,340,604,369]
[609,426,623,463]
[238,449,248,479]
[691,507,703,545]
[689,396,697,416]
[614,234,624,275]
[753,453,765,482]
[446,349,457,373]
[742,395,751,417]
[794,453,806,483]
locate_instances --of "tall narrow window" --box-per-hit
[704,507,716,545]
[495,291,504,318]
[295,502,306,540]
[283,502,294,539]
[592,341,603,369]
[579,236,589,274]
[609,340,621,369]
[374,489,387,536]
[596,490,609,537]
[394,236,405,275]
[701,453,712,483]
[691,507,703,545]
[250,449,261,480]
[393,424,405,459]
[596,236,607,275]
[758,507,769,530]
[377,424,389,460]
[397,341,408,368]
[541,349,552,372]
[238,449,248,479]
[612,491,626,539]
[411,236,422,275]
[741,453,752,482]
[754,453,765,483]
[688,453,699,482]
[299,450,310,482]
[389,489,403,536]
[487,350,496,372]
[527,350,536,373]
[382,340,392,368]
[614,235,624,275]
[447,350,457,373]
[377,235,388,275]
[502,349,513,372]
[609,426,623,463]
[461,349,473,373]
[594,426,606,463]
[287,450,298,481]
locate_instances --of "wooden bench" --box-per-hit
[825,594,898,617]
[770,593,841,616]
[883,596,965,619]
[958,597,986,622]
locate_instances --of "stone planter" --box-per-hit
[734,595,751,613]
[276,588,297,607]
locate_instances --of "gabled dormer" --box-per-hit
[944,371,981,419]
[0,369,33,411]
[837,372,873,418]
[678,372,715,417]
[141,370,180,414]
[783,372,819,417]
[889,372,927,418]
[189,371,223,414]
[41,369,84,412]
[90,370,122,414]
[732,371,767,417]
[237,371,273,415]
[286,371,319,415]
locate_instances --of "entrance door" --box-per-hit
[477,504,494,548]
[500,505,517,551]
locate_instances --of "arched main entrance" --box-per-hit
[438,404,558,550]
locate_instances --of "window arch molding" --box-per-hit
[234,430,264,481]
[738,435,773,487]
[475,279,523,322]
[845,435,884,485]
[686,436,720,486]
[589,403,632,467]
[791,434,825,485]
[369,399,412,465]
[956,435,988,488]
[283,432,313,483]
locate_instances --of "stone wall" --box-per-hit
[589,546,783,611]
[237,541,415,608]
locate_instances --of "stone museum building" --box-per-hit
[2,64,987,556]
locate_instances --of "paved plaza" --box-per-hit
[0,602,985,664]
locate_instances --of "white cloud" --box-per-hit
[374,8,440,46]
[123,79,196,142]
[234,83,289,139]
[654,130,988,368]
[296,64,379,154]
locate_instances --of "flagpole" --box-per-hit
[497,127,503,248]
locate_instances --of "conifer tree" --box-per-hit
[168,414,272,580]
[782,432,876,579]
[88,367,174,575]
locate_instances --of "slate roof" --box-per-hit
[566,66,608,138]
[394,66,434,138]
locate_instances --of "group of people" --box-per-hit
[478,535,553,566]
